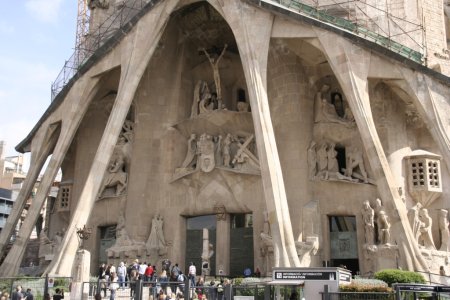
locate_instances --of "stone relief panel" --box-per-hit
[98,119,134,199]
[308,140,372,184]
[314,85,355,128]
[174,131,259,179]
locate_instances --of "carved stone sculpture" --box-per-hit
[260,211,274,276]
[197,134,216,172]
[201,228,214,276]
[345,146,368,183]
[99,120,133,198]
[362,201,375,245]
[327,143,339,173]
[419,208,436,250]
[232,135,260,172]
[377,211,391,245]
[307,141,317,180]
[314,85,354,127]
[439,209,450,251]
[237,101,249,112]
[178,134,197,171]
[317,143,328,179]
[202,44,228,104]
[100,152,127,196]
[222,134,233,168]
[191,80,211,118]
[146,214,167,256]
[407,202,423,242]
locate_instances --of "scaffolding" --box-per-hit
[51,0,427,101]
[51,0,153,100]
[276,0,425,63]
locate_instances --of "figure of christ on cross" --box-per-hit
[201,44,228,108]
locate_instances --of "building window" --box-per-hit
[408,157,441,192]
[58,185,72,211]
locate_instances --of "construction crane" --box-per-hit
[74,0,90,67]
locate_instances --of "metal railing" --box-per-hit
[51,0,154,101]
[0,276,71,300]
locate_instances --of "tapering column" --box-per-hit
[46,0,181,276]
[315,30,428,271]
[216,0,300,267]
[0,136,53,260]
[0,78,100,276]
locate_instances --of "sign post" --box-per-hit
[271,267,351,299]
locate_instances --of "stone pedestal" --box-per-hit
[70,250,91,300]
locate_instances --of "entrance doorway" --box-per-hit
[229,213,253,277]
[98,225,116,264]
[185,215,216,276]
[329,216,359,274]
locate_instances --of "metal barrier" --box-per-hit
[0,276,71,300]
[321,291,395,299]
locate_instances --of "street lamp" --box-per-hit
[76,225,92,250]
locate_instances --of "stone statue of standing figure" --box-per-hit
[439,209,449,251]
[361,201,375,245]
[378,211,391,245]
[202,44,228,107]
[419,208,436,250]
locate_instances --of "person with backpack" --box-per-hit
[170,263,181,294]
[177,271,186,294]
[217,280,224,300]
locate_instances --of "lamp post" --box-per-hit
[76,225,92,250]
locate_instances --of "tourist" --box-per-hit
[11,285,24,300]
[52,288,64,300]
[109,274,119,300]
[188,262,196,287]
[145,263,154,282]
[117,261,127,289]
[25,288,34,300]
[159,269,169,294]
[139,261,148,280]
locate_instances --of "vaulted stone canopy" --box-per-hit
[0,0,448,278]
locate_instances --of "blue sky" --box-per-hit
[0,0,77,161]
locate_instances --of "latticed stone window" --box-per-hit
[58,184,72,211]
[406,151,442,207]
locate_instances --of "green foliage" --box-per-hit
[232,277,265,299]
[340,278,392,293]
[374,269,426,286]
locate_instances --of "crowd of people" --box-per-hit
[96,260,232,300]
[1,285,64,300]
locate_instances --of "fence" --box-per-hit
[0,276,71,300]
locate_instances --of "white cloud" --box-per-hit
[25,0,64,23]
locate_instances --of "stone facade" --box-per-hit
[0,0,449,278]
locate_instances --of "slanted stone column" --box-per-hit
[315,30,428,271]
[46,0,181,276]
[216,0,300,267]
[0,134,54,260]
[0,78,100,276]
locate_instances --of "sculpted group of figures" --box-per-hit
[191,45,250,118]
[308,141,369,183]
[314,85,355,127]
[361,199,450,251]
[107,214,168,259]
[361,199,391,246]
[407,203,449,251]
[176,133,260,174]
